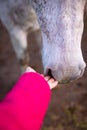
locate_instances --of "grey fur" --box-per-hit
[0,0,86,83]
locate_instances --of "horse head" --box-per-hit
[0,0,86,83]
[33,0,86,83]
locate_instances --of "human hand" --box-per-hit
[44,76,58,90]
[25,67,58,90]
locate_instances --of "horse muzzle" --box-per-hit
[44,62,86,84]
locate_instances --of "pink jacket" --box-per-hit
[0,72,51,130]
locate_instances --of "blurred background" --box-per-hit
[0,11,87,130]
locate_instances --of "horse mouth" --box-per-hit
[44,69,56,80]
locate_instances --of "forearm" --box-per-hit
[0,72,51,130]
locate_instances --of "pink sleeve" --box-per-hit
[0,72,51,130]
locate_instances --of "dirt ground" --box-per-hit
[0,13,87,130]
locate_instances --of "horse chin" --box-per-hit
[58,78,73,84]
[51,71,72,84]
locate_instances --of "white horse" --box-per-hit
[0,0,86,83]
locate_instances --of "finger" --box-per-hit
[48,80,58,90]
[44,76,51,81]
[49,78,55,82]
[50,81,58,89]
[25,67,36,73]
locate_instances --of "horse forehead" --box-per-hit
[34,0,85,13]
[34,0,85,27]
[34,0,85,31]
